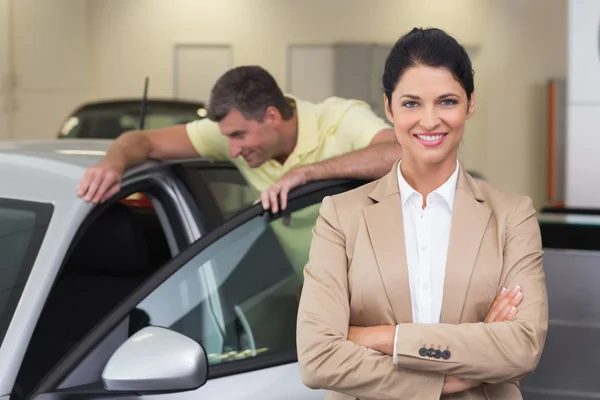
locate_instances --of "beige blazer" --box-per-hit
[296,161,548,400]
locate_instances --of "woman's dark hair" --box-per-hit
[207,65,294,122]
[383,27,474,106]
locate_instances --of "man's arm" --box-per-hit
[301,128,401,181]
[258,129,401,213]
[108,125,198,168]
[77,124,198,203]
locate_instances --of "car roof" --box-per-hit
[0,139,211,205]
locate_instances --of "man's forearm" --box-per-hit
[302,142,402,182]
[104,130,152,172]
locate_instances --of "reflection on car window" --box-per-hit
[198,168,259,220]
[0,199,52,347]
[134,202,321,367]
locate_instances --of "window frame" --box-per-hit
[31,178,367,397]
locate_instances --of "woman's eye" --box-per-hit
[441,99,457,106]
[403,101,418,108]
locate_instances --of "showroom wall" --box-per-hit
[0,0,89,141]
[86,0,567,208]
[0,0,566,209]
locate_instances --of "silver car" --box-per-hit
[0,139,365,400]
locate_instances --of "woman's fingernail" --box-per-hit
[515,292,523,299]
[500,287,507,295]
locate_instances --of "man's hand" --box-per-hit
[77,160,124,204]
[255,167,309,213]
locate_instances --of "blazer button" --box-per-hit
[441,350,451,360]
[419,347,428,357]
[434,350,442,359]
[427,348,436,358]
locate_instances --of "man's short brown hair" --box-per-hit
[207,66,294,122]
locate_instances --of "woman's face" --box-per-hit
[384,64,475,168]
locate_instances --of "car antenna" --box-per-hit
[138,76,149,130]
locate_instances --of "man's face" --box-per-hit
[218,109,279,168]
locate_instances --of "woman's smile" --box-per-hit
[413,132,449,147]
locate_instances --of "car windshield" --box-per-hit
[58,101,206,139]
[0,199,53,347]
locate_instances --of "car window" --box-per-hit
[0,199,52,348]
[15,189,179,397]
[59,106,204,139]
[183,165,260,226]
[135,204,320,369]
[199,168,259,220]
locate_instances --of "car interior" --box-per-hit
[170,215,301,363]
[14,193,173,398]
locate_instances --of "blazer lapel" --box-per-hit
[440,169,492,324]
[363,162,413,323]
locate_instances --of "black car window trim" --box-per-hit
[33,178,366,396]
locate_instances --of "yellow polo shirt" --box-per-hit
[186,95,391,279]
[186,95,390,191]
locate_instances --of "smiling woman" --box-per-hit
[381,28,475,193]
[296,27,548,400]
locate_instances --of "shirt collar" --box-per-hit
[397,160,460,210]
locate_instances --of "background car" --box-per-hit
[56,98,207,140]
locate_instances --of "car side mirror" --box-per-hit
[102,326,208,393]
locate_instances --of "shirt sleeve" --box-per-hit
[185,118,230,160]
[334,102,392,151]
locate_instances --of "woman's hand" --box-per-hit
[442,285,525,394]
[347,286,525,394]
[442,375,481,394]
[347,325,395,355]
[484,284,523,322]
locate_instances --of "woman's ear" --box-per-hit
[384,94,394,124]
[466,91,476,119]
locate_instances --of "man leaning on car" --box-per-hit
[76,65,401,279]
[77,65,401,211]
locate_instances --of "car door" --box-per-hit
[27,178,366,400]
[10,170,200,399]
